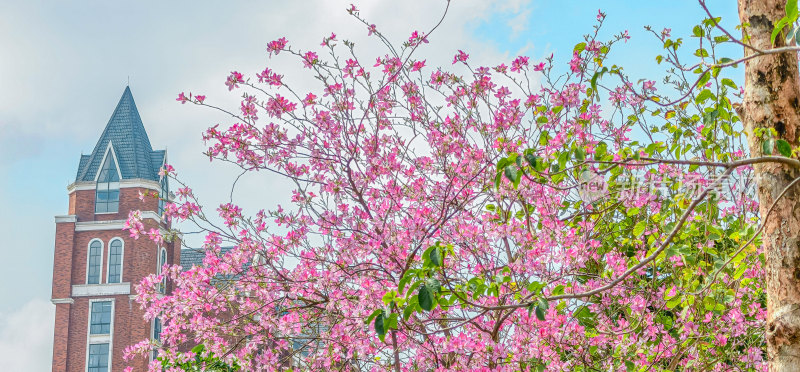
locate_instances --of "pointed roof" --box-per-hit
[76,87,165,182]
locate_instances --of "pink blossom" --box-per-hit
[452,50,469,64]
[407,31,429,47]
[225,71,244,91]
[266,37,288,56]
[302,51,319,69]
[257,67,283,86]
[321,32,336,47]
[303,92,317,106]
[569,52,582,73]
[411,60,426,72]
[510,56,529,72]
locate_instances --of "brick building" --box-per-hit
[50,87,181,372]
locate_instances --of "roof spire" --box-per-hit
[75,87,165,182]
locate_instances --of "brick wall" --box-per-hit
[71,186,159,223]
[52,303,71,372]
[53,184,172,372]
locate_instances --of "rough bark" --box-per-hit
[738,0,800,370]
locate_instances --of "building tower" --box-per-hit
[51,87,180,372]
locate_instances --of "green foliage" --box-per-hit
[158,345,241,371]
[772,0,800,45]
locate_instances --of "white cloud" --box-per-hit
[508,9,531,38]
[0,299,54,372]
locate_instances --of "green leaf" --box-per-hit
[787,23,800,45]
[406,280,423,299]
[426,278,442,293]
[721,78,737,90]
[573,42,587,52]
[398,274,413,294]
[733,264,747,280]
[703,296,716,311]
[365,308,383,325]
[590,67,609,95]
[788,0,799,21]
[574,148,585,162]
[694,48,709,58]
[538,297,549,311]
[191,344,205,355]
[374,312,386,338]
[666,296,681,309]
[535,305,546,321]
[496,157,510,170]
[594,141,608,160]
[625,360,635,371]
[419,285,434,311]
[695,89,715,104]
[524,153,538,167]
[692,25,705,37]
[385,313,398,330]
[527,281,546,294]
[697,71,711,88]
[772,17,791,45]
[777,139,792,157]
[403,303,416,321]
[430,245,444,267]
[504,166,519,184]
[763,139,774,155]
[633,221,647,237]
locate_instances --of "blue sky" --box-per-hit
[0,0,740,369]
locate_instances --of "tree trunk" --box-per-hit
[739,0,800,370]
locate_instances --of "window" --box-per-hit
[95,148,120,213]
[158,172,169,216]
[90,301,112,335]
[87,240,103,284]
[158,248,167,293]
[152,316,162,360]
[107,239,123,284]
[87,343,109,372]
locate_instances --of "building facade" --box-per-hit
[51,87,180,372]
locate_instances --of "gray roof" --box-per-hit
[180,247,235,271]
[75,86,165,182]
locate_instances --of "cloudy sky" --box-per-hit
[0,0,738,370]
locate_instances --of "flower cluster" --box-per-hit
[125,8,765,372]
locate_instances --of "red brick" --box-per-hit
[52,185,178,371]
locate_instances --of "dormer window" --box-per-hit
[95,145,121,214]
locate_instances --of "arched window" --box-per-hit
[151,316,162,361]
[158,172,169,216]
[87,240,103,284]
[95,146,120,214]
[158,248,167,293]
[107,239,123,284]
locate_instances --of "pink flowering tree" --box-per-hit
[123,1,800,370]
